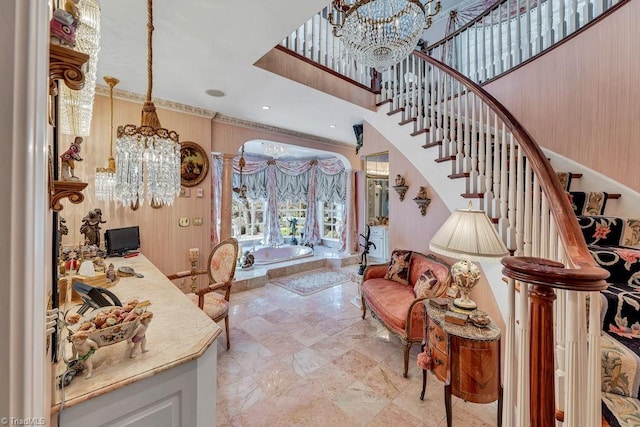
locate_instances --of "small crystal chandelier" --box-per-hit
[114,0,180,207]
[330,0,440,71]
[262,142,289,158]
[59,0,101,136]
[95,76,118,201]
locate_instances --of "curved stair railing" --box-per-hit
[426,0,630,84]
[378,51,608,426]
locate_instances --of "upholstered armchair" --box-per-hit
[167,238,239,349]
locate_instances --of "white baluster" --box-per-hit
[498,124,509,239]
[477,102,486,195]
[523,161,533,257]
[417,58,425,132]
[536,0,543,54]
[517,279,531,427]
[569,0,580,33]
[558,0,567,39]
[482,19,487,82]
[430,65,437,142]
[515,149,525,256]
[564,290,585,427]
[489,10,495,79]
[491,113,501,218]
[545,0,554,48]
[525,0,532,61]
[506,135,517,250]
[506,0,513,70]
[515,0,522,66]
[484,109,494,216]
[532,175,541,257]
[586,290,602,426]
[470,93,478,194]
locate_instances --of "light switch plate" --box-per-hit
[196,188,204,198]
[179,217,190,227]
[193,217,203,226]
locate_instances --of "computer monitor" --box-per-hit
[105,226,140,257]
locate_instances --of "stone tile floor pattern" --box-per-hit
[216,264,499,426]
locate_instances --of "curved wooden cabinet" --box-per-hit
[422,304,502,427]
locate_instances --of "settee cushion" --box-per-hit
[409,252,451,286]
[363,277,417,335]
[384,249,412,285]
[414,269,443,299]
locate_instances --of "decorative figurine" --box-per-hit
[240,251,255,269]
[71,331,98,379]
[395,174,405,186]
[288,218,298,245]
[416,186,429,200]
[60,136,83,181]
[358,224,376,275]
[129,312,153,358]
[80,208,106,247]
[106,263,117,283]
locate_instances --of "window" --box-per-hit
[231,199,264,241]
[278,201,306,239]
[322,201,343,240]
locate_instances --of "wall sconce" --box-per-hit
[392,174,409,201]
[414,186,431,216]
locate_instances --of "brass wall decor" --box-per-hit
[414,186,431,216]
[392,174,409,201]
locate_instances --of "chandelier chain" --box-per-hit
[147,0,154,103]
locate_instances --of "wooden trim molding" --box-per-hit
[213,114,355,151]
[94,85,217,119]
[273,45,378,94]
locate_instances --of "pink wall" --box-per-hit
[484,1,640,192]
[360,121,451,255]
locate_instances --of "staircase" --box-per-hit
[272,2,638,426]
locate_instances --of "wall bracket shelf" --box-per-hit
[49,43,89,97]
[414,197,431,216]
[50,180,88,212]
[392,185,409,201]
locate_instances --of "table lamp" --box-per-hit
[429,203,508,311]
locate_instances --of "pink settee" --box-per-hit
[361,251,451,377]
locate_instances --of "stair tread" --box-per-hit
[411,128,429,137]
[399,117,416,126]
[387,107,404,116]
[422,141,442,149]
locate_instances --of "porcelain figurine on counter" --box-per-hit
[71,331,98,379]
[129,312,153,358]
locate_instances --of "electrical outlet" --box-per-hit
[196,188,204,198]
[193,217,203,226]
[179,217,190,227]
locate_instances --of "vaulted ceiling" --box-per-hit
[96,0,465,147]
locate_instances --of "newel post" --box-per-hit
[528,283,557,426]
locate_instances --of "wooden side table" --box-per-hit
[421,303,502,427]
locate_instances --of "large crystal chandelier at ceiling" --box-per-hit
[59,0,101,136]
[330,0,440,71]
[115,0,181,207]
[95,76,118,202]
[262,142,289,159]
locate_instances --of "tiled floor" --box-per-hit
[216,264,499,426]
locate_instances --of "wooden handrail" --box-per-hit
[413,50,607,281]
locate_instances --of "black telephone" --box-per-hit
[73,281,122,315]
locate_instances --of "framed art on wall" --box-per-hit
[180,141,209,187]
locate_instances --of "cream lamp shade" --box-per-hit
[429,204,508,310]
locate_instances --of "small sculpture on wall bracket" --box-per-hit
[392,175,409,201]
[60,136,84,181]
[413,186,432,216]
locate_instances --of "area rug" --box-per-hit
[270,267,355,296]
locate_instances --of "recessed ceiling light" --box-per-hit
[205,89,225,97]
[262,106,270,110]
[329,124,336,128]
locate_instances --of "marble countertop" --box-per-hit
[52,254,221,413]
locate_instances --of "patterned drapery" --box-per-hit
[229,156,349,248]
[210,155,223,247]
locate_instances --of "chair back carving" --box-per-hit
[208,237,239,285]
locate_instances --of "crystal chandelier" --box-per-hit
[95,76,118,201]
[115,0,181,207]
[59,0,101,136]
[330,0,440,71]
[262,142,289,158]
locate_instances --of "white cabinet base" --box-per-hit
[54,342,217,427]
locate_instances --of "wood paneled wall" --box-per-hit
[59,94,362,278]
[59,94,214,277]
[484,0,640,193]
